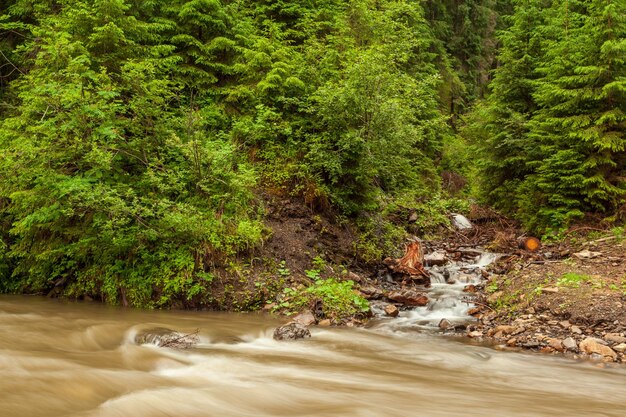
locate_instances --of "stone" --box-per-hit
[451,213,473,230]
[134,327,199,349]
[559,320,571,329]
[604,333,626,344]
[573,250,602,260]
[384,304,400,317]
[292,311,316,326]
[408,212,418,222]
[612,343,626,353]
[424,251,448,266]
[541,287,559,294]
[387,289,429,306]
[468,331,483,338]
[273,323,312,341]
[548,338,564,352]
[571,326,583,335]
[494,325,516,335]
[579,337,617,359]
[318,319,331,327]
[348,272,363,283]
[439,318,452,330]
[562,337,578,352]
[360,286,383,300]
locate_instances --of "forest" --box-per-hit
[0,0,624,309]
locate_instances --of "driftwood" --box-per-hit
[384,241,430,283]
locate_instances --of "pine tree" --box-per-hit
[523,0,626,230]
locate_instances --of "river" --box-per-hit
[1,295,624,417]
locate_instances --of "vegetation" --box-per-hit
[0,0,624,309]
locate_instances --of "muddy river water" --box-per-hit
[1,295,624,417]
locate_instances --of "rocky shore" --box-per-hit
[467,235,626,364]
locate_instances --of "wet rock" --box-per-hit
[579,338,617,360]
[613,343,626,353]
[468,330,483,338]
[562,337,578,352]
[273,323,312,341]
[387,290,429,306]
[439,318,452,330]
[424,251,448,266]
[604,333,626,344]
[318,319,331,327]
[384,304,400,318]
[292,311,316,326]
[571,326,583,335]
[135,327,199,349]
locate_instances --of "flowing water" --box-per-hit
[1,295,624,417]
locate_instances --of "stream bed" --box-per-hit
[1,295,624,417]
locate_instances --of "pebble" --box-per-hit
[563,337,578,352]
[468,331,483,338]
[613,343,626,353]
[571,326,583,334]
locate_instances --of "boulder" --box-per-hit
[134,327,199,349]
[579,337,617,360]
[273,323,312,341]
[387,290,429,307]
[384,304,400,317]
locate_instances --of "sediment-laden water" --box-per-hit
[1,295,624,417]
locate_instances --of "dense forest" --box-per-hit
[0,0,624,309]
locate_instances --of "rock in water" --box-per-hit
[384,304,400,317]
[273,323,311,341]
[387,289,429,306]
[135,327,199,349]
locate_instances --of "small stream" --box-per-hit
[371,248,499,333]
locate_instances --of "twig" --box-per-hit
[0,50,25,75]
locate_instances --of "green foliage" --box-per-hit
[557,272,593,288]
[275,277,369,320]
[468,0,626,233]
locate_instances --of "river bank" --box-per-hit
[469,233,626,364]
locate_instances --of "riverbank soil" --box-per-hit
[470,229,626,363]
